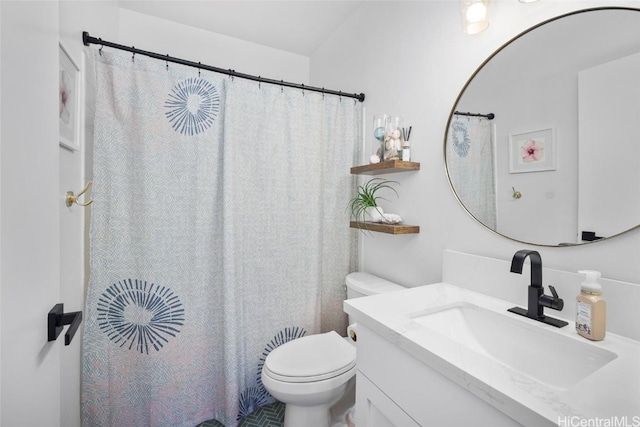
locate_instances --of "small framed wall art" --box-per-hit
[59,43,80,151]
[509,127,556,173]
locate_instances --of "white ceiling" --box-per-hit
[118,1,362,56]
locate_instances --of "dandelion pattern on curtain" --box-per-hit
[165,77,221,135]
[96,279,185,354]
[451,120,472,158]
[83,49,360,427]
[237,327,307,421]
[447,116,496,230]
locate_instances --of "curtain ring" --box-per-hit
[322,88,325,100]
[166,54,169,70]
[198,61,201,77]
[131,47,135,62]
[280,80,284,93]
[258,76,261,89]
[98,38,103,56]
[301,83,305,97]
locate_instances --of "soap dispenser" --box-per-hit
[576,270,606,341]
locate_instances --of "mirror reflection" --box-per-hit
[445,7,640,246]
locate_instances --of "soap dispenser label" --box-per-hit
[576,301,592,335]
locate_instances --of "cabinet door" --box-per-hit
[356,325,522,426]
[356,372,420,427]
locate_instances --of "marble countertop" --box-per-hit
[344,283,640,426]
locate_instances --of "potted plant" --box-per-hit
[348,178,399,223]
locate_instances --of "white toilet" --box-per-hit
[261,272,404,427]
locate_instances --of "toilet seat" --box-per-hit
[263,331,356,383]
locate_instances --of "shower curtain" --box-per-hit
[82,50,360,427]
[447,116,497,229]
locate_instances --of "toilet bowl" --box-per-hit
[261,331,356,427]
[261,272,405,427]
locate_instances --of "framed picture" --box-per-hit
[509,128,556,173]
[59,43,80,151]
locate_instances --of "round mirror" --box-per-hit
[445,7,640,247]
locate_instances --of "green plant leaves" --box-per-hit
[348,178,399,223]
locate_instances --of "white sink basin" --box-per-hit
[410,302,617,390]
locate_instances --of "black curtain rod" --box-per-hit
[454,111,495,120]
[82,32,365,102]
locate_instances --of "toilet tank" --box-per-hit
[345,272,405,299]
[345,272,406,333]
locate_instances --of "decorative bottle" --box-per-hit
[401,140,411,161]
[575,270,606,341]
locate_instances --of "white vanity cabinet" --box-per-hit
[356,373,420,427]
[347,281,640,426]
[354,324,520,427]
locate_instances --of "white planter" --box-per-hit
[365,206,384,222]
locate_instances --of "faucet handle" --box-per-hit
[540,285,564,311]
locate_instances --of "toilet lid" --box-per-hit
[263,331,356,383]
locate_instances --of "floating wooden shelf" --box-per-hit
[350,221,420,235]
[349,160,420,234]
[350,160,420,175]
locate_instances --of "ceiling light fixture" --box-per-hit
[460,0,491,35]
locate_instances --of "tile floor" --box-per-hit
[197,402,285,427]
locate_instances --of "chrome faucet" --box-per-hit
[508,250,568,328]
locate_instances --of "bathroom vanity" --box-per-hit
[354,318,519,426]
[344,283,640,426]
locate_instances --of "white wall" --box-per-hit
[0,2,3,420]
[60,0,120,182]
[310,0,640,286]
[118,8,310,85]
[58,3,119,426]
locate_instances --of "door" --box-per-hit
[578,52,640,239]
[59,143,85,426]
[1,2,63,425]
